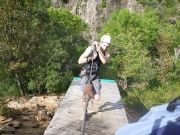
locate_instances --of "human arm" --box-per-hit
[78,46,97,64]
[96,46,110,64]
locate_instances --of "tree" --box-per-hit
[100,9,159,89]
[0,1,88,95]
[28,7,87,93]
[0,0,50,95]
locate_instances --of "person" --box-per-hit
[78,35,111,101]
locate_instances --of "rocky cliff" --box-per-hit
[51,0,143,42]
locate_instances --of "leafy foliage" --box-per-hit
[124,82,180,111]
[0,1,87,95]
[0,63,19,96]
[27,7,88,94]
[99,1,180,113]
[100,9,159,89]
[100,5,179,90]
[0,0,49,95]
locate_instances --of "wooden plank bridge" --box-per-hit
[44,77,128,135]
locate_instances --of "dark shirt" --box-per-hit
[81,50,101,80]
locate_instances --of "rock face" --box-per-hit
[0,117,18,134]
[7,96,62,112]
[122,0,143,12]
[61,0,121,42]
[52,0,142,42]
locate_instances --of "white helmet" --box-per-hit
[100,35,111,44]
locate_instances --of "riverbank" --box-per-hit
[0,95,65,135]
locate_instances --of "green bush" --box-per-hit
[124,82,180,111]
[0,65,19,97]
[0,83,19,97]
[45,70,73,93]
[0,3,87,95]
[100,7,179,89]
[100,9,159,89]
[98,0,180,117]
[0,100,11,116]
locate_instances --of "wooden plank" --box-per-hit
[44,78,128,135]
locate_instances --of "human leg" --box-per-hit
[80,76,89,92]
[80,76,95,119]
[80,76,88,120]
[92,76,101,101]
